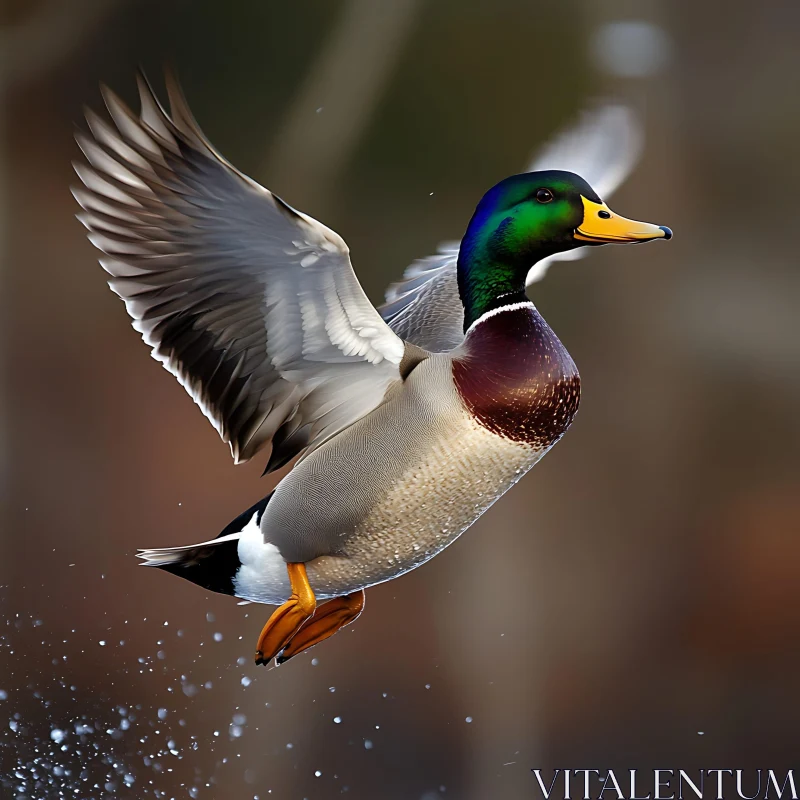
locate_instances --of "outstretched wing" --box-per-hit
[380,242,463,353]
[380,104,642,352]
[74,73,405,471]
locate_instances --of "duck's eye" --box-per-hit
[536,188,554,204]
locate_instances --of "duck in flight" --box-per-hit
[73,73,671,667]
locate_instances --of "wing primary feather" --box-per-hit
[75,71,405,469]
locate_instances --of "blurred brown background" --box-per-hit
[2,0,799,798]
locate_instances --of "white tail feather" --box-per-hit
[137,532,243,566]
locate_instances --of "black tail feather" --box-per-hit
[138,493,273,597]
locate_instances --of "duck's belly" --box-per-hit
[234,308,580,605]
[305,414,544,598]
[248,355,547,602]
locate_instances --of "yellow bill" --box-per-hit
[575,196,672,243]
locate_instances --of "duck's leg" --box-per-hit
[254,562,316,666]
[275,590,365,665]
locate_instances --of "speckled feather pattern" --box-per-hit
[247,305,578,603]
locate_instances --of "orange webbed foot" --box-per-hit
[275,590,365,665]
[254,563,316,666]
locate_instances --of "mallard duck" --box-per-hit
[73,74,671,667]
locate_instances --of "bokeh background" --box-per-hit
[2,1,799,798]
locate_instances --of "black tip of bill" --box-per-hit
[658,226,673,240]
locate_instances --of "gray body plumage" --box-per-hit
[255,354,543,602]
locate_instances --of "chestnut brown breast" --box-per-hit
[452,305,581,446]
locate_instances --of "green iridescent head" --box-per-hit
[457,169,671,330]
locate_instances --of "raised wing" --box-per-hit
[380,243,462,352]
[74,73,405,471]
[380,104,642,352]
[526,104,642,199]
